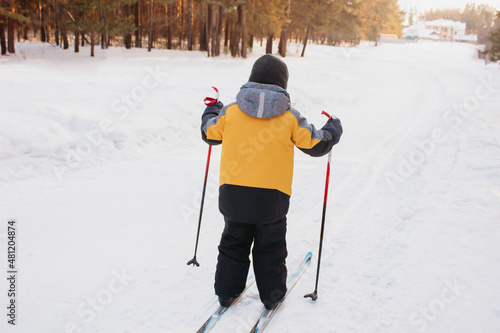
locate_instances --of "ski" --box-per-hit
[249,252,313,333]
[196,275,256,333]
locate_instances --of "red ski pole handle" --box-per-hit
[204,86,220,106]
[322,110,332,119]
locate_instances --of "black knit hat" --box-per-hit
[248,54,289,90]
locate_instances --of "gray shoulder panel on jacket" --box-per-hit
[201,103,234,133]
[288,107,325,141]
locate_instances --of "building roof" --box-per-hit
[424,19,466,30]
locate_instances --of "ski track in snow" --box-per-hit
[1,41,500,333]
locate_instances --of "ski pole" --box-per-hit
[304,110,333,301]
[187,144,212,267]
[187,86,219,267]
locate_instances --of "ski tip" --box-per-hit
[306,252,313,261]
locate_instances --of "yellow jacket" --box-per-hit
[202,82,342,223]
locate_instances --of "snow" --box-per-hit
[1,40,500,333]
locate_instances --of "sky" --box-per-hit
[398,0,500,12]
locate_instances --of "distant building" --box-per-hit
[403,19,477,43]
[380,34,399,40]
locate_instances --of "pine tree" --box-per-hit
[0,0,30,54]
[0,0,408,58]
[327,0,362,46]
[359,0,403,42]
[487,12,500,62]
[489,30,500,62]
[408,7,415,26]
[247,0,286,55]
[291,0,336,56]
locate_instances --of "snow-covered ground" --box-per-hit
[1,40,500,333]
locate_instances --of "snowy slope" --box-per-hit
[1,41,500,333]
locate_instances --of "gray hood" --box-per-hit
[236,82,291,119]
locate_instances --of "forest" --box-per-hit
[0,0,404,57]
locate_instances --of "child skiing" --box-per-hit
[201,54,343,310]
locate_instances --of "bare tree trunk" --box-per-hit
[300,24,310,57]
[167,2,173,49]
[135,0,142,47]
[214,5,222,56]
[205,4,210,56]
[90,30,95,57]
[62,29,69,49]
[278,29,286,57]
[74,8,81,53]
[7,11,15,54]
[41,4,47,42]
[0,14,6,55]
[230,22,239,57]
[231,5,244,57]
[57,2,68,51]
[210,4,217,56]
[278,0,290,57]
[55,0,60,46]
[179,0,184,48]
[266,33,273,54]
[74,30,80,53]
[148,0,153,51]
[199,3,209,54]
[124,4,132,49]
[101,6,108,49]
[239,4,246,58]
[224,17,230,48]
[199,21,207,51]
[46,4,51,43]
[187,0,193,50]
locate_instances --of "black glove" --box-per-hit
[323,117,343,145]
[202,101,223,120]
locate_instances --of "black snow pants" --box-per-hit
[214,217,288,308]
